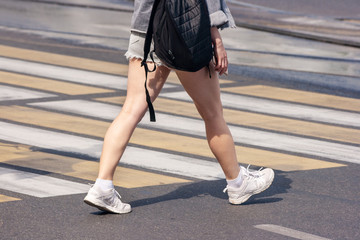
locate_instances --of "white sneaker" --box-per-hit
[84,184,131,214]
[223,166,274,205]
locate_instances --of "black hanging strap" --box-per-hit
[141,51,157,122]
[141,0,161,122]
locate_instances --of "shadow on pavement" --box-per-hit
[129,171,291,208]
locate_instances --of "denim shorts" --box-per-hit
[124,31,163,66]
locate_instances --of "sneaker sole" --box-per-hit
[84,197,132,214]
[229,169,275,205]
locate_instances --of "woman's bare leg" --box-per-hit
[97,59,170,180]
[175,64,240,180]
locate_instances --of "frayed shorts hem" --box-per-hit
[124,31,164,66]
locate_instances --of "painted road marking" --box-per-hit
[0,121,103,157]
[0,105,345,171]
[0,142,190,188]
[0,44,232,85]
[0,122,225,180]
[0,44,129,76]
[0,56,128,90]
[161,91,360,128]
[27,100,359,164]
[0,167,89,198]
[223,85,360,112]
[0,85,55,101]
[0,105,110,139]
[0,57,176,90]
[0,194,21,203]
[0,71,115,95]
[30,99,120,120]
[100,96,360,145]
[255,224,331,240]
[0,45,354,173]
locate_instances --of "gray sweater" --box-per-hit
[130,0,236,33]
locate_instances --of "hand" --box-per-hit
[211,27,228,76]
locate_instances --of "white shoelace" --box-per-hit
[223,165,263,193]
[109,188,123,206]
[244,165,263,178]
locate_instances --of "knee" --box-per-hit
[122,108,146,124]
[121,99,148,124]
[198,106,224,124]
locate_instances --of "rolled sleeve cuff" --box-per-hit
[209,11,229,28]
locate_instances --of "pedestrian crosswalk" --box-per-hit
[0,142,190,189]
[0,85,55,101]
[0,43,358,203]
[224,85,360,112]
[0,167,89,198]
[0,70,116,95]
[161,91,360,128]
[101,96,360,144]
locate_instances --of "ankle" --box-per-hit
[226,170,243,188]
[94,178,114,191]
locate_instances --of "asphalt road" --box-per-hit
[0,1,360,240]
[231,0,360,18]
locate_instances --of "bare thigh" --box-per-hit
[175,63,222,120]
[122,58,171,121]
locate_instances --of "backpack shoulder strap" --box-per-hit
[141,0,161,122]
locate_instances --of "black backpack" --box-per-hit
[142,0,213,122]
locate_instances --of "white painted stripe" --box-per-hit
[30,100,360,164]
[31,99,120,120]
[161,91,360,128]
[0,85,55,101]
[255,224,331,240]
[122,147,224,180]
[0,121,104,156]
[0,57,176,90]
[0,56,126,90]
[0,167,89,198]
[0,122,223,180]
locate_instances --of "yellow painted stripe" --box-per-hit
[132,128,345,171]
[0,105,109,138]
[0,106,345,171]
[223,85,360,112]
[0,44,232,85]
[97,96,360,145]
[0,71,114,95]
[0,142,190,189]
[133,127,344,171]
[0,44,129,76]
[0,194,21,203]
